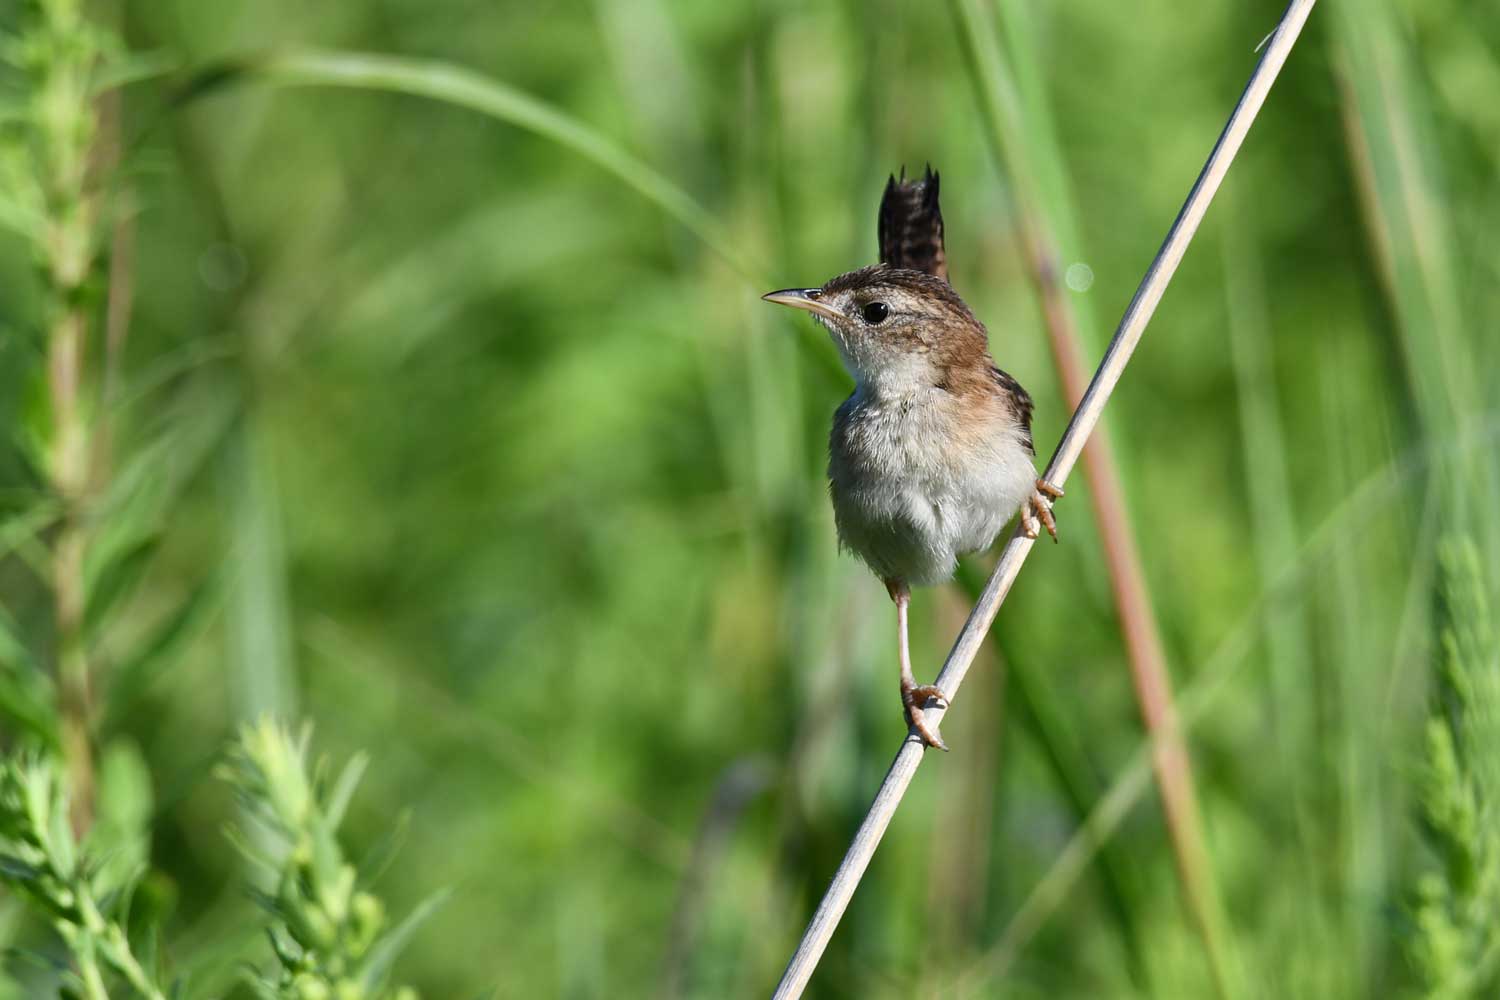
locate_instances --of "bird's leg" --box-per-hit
[1022,478,1064,542]
[886,579,949,751]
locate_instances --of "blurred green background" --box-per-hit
[2,0,1499,996]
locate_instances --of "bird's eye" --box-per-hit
[861,301,890,324]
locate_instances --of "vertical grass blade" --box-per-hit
[221,417,298,721]
[1330,0,1493,544]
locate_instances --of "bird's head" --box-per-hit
[763,264,987,396]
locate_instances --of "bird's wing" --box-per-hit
[877,165,948,282]
[990,365,1035,456]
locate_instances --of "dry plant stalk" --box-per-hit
[1027,226,1232,994]
[771,1,1318,996]
[30,0,112,835]
[988,38,1232,987]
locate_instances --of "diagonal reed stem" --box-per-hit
[771,2,1317,995]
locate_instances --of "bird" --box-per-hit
[762,166,1061,750]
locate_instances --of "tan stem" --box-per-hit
[49,306,94,834]
[1022,219,1230,993]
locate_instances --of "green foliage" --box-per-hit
[0,0,114,303]
[1408,540,1500,998]
[0,723,435,999]
[0,754,166,1000]
[219,721,436,1000]
[0,0,1496,997]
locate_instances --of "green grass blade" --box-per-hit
[221,417,298,721]
[174,50,762,283]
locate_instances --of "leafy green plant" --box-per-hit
[1407,539,1500,998]
[0,754,167,1000]
[0,0,121,827]
[219,720,442,1000]
[0,722,439,999]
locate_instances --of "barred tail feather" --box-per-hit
[877,164,948,282]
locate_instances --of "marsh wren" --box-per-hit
[764,167,1061,750]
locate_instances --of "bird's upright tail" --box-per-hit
[877,164,948,283]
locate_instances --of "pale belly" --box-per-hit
[829,396,1035,586]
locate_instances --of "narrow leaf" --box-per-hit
[358,887,451,991]
[103,578,220,728]
[84,532,162,635]
[323,751,368,831]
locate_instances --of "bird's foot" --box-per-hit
[1022,478,1064,542]
[901,681,950,751]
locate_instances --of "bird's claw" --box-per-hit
[1022,478,1063,542]
[901,681,950,751]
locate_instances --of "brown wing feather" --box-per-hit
[877,165,948,282]
[990,366,1035,455]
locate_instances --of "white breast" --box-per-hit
[829,385,1036,586]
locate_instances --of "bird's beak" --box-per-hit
[762,287,843,322]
